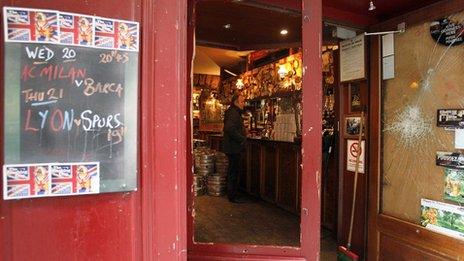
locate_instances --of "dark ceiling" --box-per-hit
[195,0,443,50]
[324,0,441,21]
[196,1,302,50]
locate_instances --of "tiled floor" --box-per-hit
[194,195,337,259]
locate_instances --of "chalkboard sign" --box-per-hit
[3,7,139,193]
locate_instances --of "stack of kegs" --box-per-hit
[193,147,215,196]
[206,151,228,196]
[193,148,230,197]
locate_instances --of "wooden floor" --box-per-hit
[193,195,337,260]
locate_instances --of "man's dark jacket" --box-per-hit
[222,104,246,154]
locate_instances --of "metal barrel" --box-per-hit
[215,164,228,174]
[197,163,215,173]
[193,148,216,175]
[196,170,211,177]
[214,152,229,175]
[206,173,227,196]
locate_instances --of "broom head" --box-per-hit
[337,246,359,261]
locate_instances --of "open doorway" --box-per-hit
[187,0,352,259]
[190,1,303,247]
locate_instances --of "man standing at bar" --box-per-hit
[223,93,246,203]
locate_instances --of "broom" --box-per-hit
[337,111,364,261]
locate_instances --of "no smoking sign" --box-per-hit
[347,140,365,173]
[349,142,362,158]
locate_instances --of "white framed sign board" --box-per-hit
[340,34,366,83]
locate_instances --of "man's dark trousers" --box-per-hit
[226,153,241,201]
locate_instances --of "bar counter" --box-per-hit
[209,134,301,214]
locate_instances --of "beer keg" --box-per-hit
[215,164,228,175]
[207,174,227,196]
[194,149,215,175]
[196,169,211,177]
[215,152,229,175]
[215,151,228,161]
[197,162,215,173]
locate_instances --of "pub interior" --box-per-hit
[190,1,354,254]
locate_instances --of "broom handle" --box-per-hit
[347,111,364,249]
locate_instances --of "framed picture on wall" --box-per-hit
[349,83,362,112]
[344,114,366,137]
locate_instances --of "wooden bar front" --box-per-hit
[209,135,301,214]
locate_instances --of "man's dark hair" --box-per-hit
[230,93,240,105]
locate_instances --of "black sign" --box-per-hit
[430,18,464,46]
[4,43,139,192]
[437,151,464,169]
[437,109,464,128]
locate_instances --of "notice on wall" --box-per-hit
[3,7,139,196]
[382,55,395,80]
[340,34,366,83]
[456,129,464,149]
[346,139,365,174]
[421,199,464,240]
[382,33,395,57]
[430,18,464,47]
[437,109,464,128]
[444,168,464,204]
[436,151,464,169]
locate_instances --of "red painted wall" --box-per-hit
[301,0,323,258]
[1,0,321,259]
[142,0,188,259]
[1,1,142,260]
[2,195,140,260]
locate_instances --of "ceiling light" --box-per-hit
[236,79,244,89]
[368,1,376,11]
[278,64,288,78]
[223,24,231,29]
[224,69,237,77]
[280,29,288,35]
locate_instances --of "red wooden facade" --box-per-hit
[2,0,457,260]
[0,0,321,260]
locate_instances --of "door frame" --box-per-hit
[140,0,188,260]
[186,0,322,259]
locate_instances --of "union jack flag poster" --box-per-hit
[95,18,139,51]
[3,162,99,199]
[94,18,118,49]
[50,164,73,196]
[59,12,94,46]
[50,162,100,196]
[73,162,100,194]
[4,7,139,52]
[116,20,139,51]
[3,164,51,200]
[3,7,59,43]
